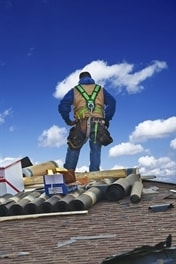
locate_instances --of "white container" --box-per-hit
[0,159,24,196]
[43,173,78,196]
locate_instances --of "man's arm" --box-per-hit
[58,89,76,125]
[103,89,116,123]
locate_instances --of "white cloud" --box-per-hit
[129,116,176,143]
[0,108,12,125]
[55,158,64,168]
[112,60,167,93]
[76,165,89,172]
[138,155,176,182]
[38,125,67,148]
[109,142,144,157]
[170,138,176,150]
[53,70,80,98]
[111,164,125,170]
[53,60,167,98]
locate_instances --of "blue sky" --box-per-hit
[0,0,176,183]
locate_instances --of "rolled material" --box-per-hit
[54,191,82,212]
[87,178,115,187]
[8,191,41,215]
[130,181,143,203]
[126,173,140,186]
[24,193,48,214]
[105,173,141,202]
[0,192,29,216]
[0,193,13,204]
[22,161,58,177]
[69,187,103,211]
[85,178,115,198]
[40,195,63,213]
[99,178,115,185]
[106,178,131,201]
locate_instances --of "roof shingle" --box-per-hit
[1,180,176,263]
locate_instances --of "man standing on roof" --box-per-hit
[58,71,116,172]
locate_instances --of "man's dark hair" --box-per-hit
[79,71,92,80]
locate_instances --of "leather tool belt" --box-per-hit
[67,117,113,149]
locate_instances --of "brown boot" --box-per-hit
[63,169,76,184]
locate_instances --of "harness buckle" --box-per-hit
[87,100,94,113]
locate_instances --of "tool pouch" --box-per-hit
[67,122,87,150]
[97,123,113,146]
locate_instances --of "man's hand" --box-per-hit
[104,119,109,128]
[67,120,77,126]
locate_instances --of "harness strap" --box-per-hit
[86,116,91,138]
[75,84,102,143]
[76,85,90,101]
[93,121,99,143]
[75,84,101,113]
[75,106,103,119]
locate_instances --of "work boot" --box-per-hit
[63,169,76,184]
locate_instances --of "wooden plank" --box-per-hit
[23,175,44,186]
[76,168,137,180]
[23,168,138,186]
[0,210,88,222]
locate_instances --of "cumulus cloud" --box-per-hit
[76,165,89,172]
[109,142,144,157]
[111,164,125,170]
[0,108,12,125]
[138,155,176,182]
[112,60,167,93]
[55,158,64,167]
[53,60,167,98]
[129,116,176,143]
[170,138,176,150]
[38,125,67,148]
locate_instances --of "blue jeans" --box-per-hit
[64,124,102,171]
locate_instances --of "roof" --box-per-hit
[1,180,176,263]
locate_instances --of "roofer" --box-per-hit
[58,71,116,173]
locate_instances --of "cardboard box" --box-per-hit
[0,159,24,196]
[43,173,78,196]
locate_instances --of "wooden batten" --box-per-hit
[0,210,88,222]
[23,168,138,187]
